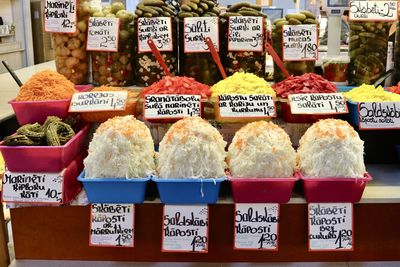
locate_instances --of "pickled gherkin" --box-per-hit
[271,12,316,82]
[348,21,392,85]
[91,1,135,86]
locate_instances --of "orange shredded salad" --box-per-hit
[16,70,76,101]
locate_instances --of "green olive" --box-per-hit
[92,11,105,17]
[116,10,134,24]
[106,13,116,18]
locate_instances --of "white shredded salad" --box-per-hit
[228,121,296,178]
[157,117,227,178]
[297,119,366,178]
[84,115,155,178]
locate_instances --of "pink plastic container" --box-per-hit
[9,85,93,125]
[0,125,89,173]
[300,172,372,203]
[9,99,71,125]
[61,153,84,204]
[229,176,299,203]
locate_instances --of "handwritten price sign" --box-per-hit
[349,1,398,21]
[283,24,318,61]
[87,17,119,52]
[308,203,353,251]
[184,17,219,53]
[289,93,348,115]
[358,102,400,130]
[228,16,264,52]
[144,94,201,119]
[90,204,134,247]
[234,204,279,250]
[69,91,127,112]
[218,94,276,118]
[162,205,209,253]
[44,0,77,33]
[2,171,63,204]
[138,17,173,52]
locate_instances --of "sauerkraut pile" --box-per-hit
[84,115,155,178]
[228,121,296,178]
[297,119,365,178]
[157,117,227,178]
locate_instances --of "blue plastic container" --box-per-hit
[78,171,150,204]
[152,177,226,204]
[345,100,359,127]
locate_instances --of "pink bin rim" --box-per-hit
[228,176,299,182]
[298,172,372,182]
[8,98,71,105]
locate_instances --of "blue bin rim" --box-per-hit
[77,171,151,182]
[151,176,226,183]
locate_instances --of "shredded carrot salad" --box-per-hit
[16,70,76,101]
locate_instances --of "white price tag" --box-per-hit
[138,17,173,52]
[184,17,219,53]
[234,204,279,250]
[90,204,134,247]
[358,102,400,130]
[228,16,264,52]
[162,205,208,253]
[288,93,348,115]
[218,94,276,118]
[69,91,127,112]
[349,1,398,21]
[2,171,63,204]
[86,17,119,52]
[283,24,318,61]
[44,0,77,33]
[144,94,201,119]
[308,203,353,251]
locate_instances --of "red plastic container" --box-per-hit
[300,172,372,203]
[280,99,337,123]
[9,99,71,125]
[0,125,89,172]
[229,176,299,203]
[9,85,93,125]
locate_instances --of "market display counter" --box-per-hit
[7,164,400,262]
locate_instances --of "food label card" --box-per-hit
[288,93,348,115]
[308,203,353,251]
[87,17,119,52]
[144,94,201,119]
[184,17,219,53]
[228,16,264,52]
[234,204,279,250]
[69,91,127,112]
[349,1,398,21]
[90,204,134,247]
[358,102,400,130]
[44,0,77,33]
[2,171,63,204]
[282,24,318,61]
[218,94,276,118]
[138,17,173,52]
[162,205,209,253]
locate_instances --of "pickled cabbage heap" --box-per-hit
[157,117,226,178]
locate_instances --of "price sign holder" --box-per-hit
[162,204,209,253]
[282,24,318,61]
[358,102,400,130]
[228,16,264,52]
[44,0,77,33]
[86,17,120,52]
[69,91,127,112]
[308,203,354,251]
[234,203,279,251]
[183,17,220,53]
[349,1,398,21]
[138,17,173,53]
[1,171,64,204]
[144,94,201,120]
[218,94,276,119]
[89,204,135,247]
[288,93,348,115]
